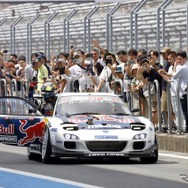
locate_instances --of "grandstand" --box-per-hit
[0,0,188,62]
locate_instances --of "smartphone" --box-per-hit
[70,45,74,49]
[86,54,93,58]
[105,58,112,65]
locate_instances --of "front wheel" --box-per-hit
[42,129,52,164]
[140,149,158,164]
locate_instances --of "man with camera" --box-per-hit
[96,52,118,92]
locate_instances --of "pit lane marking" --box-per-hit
[0,167,102,188]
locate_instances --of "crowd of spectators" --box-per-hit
[0,39,188,134]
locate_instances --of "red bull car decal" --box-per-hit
[18,120,45,146]
[67,115,136,124]
[0,117,45,146]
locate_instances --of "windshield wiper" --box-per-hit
[66,112,101,116]
[112,113,130,116]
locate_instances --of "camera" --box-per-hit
[86,54,93,58]
[105,58,112,65]
[2,49,8,53]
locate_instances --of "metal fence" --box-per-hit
[1,0,188,63]
[0,77,186,134]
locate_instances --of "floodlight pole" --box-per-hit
[107,2,121,52]
[130,0,146,49]
[63,9,77,52]
[10,16,22,54]
[83,5,99,52]
[44,12,58,60]
[27,13,40,63]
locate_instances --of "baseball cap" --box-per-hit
[160,47,171,54]
[131,63,139,73]
[34,54,45,63]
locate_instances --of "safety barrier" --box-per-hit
[0,78,27,98]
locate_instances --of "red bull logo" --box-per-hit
[0,124,14,134]
[18,119,45,146]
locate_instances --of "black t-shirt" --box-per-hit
[143,68,162,96]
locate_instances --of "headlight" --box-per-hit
[63,133,79,140]
[133,133,147,140]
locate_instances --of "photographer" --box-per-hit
[96,52,118,92]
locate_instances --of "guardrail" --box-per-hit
[0,77,187,134]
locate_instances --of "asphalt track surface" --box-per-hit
[0,144,188,188]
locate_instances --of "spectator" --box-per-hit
[96,52,118,92]
[68,51,87,92]
[136,49,148,116]
[149,50,163,71]
[158,51,184,132]
[160,47,171,128]
[137,57,162,128]
[130,63,141,114]
[3,60,22,96]
[128,48,138,61]
[37,52,51,76]
[171,51,188,133]
[35,54,49,94]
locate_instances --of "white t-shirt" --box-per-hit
[172,62,188,97]
[61,74,76,92]
[99,66,112,82]
[69,64,86,79]
[168,65,181,97]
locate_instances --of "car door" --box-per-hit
[0,97,45,147]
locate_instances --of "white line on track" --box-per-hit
[0,167,103,188]
[159,153,188,160]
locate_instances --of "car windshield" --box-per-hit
[54,95,130,116]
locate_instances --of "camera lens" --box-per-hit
[3,50,8,53]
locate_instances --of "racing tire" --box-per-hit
[27,147,41,161]
[140,149,158,164]
[42,128,52,164]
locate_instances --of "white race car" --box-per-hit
[0,93,158,164]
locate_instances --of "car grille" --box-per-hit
[85,141,127,152]
[133,141,146,150]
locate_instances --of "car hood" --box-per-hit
[57,114,145,130]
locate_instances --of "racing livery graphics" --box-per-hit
[0,117,44,146]
[0,94,158,164]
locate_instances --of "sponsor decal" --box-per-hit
[94,135,118,139]
[88,153,124,157]
[4,116,34,120]
[30,143,41,151]
[68,116,135,124]
[18,120,45,146]
[56,140,63,144]
[0,124,14,134]
[102,130,109,133]
[89,124,121,129]
[0,135,17,143]
[51,128,58,132]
